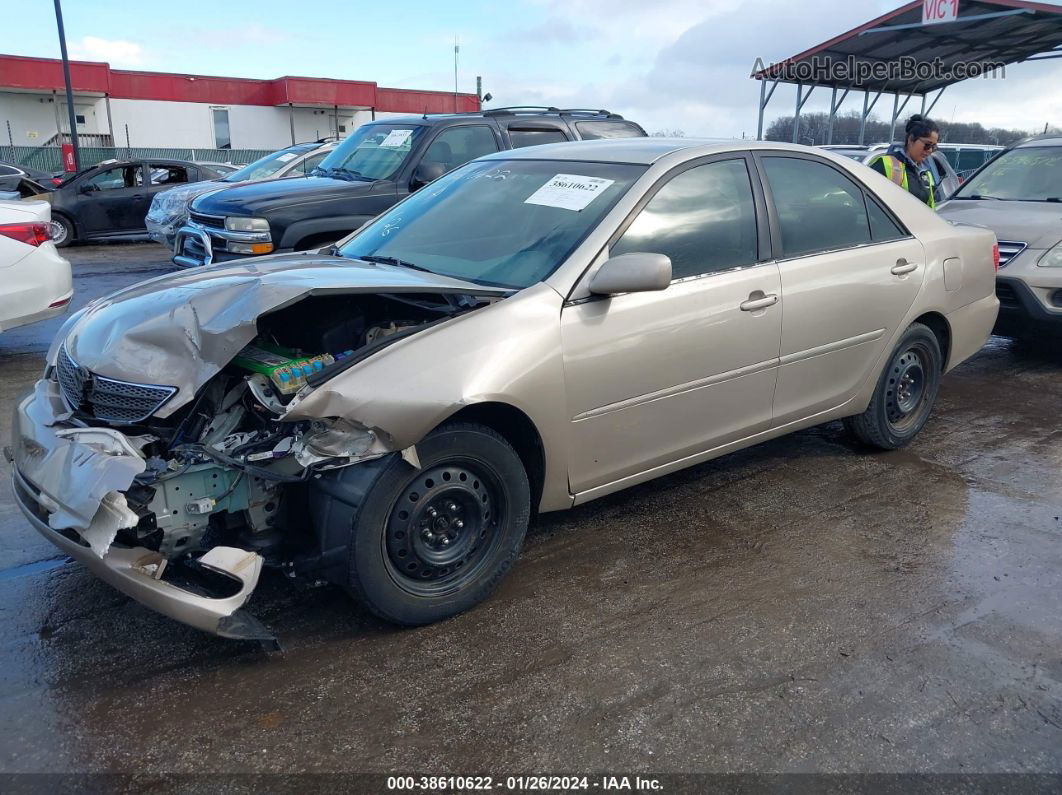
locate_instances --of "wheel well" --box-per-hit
[913,312,951,370]
[294,233,340,251]
[446,403,545,511]
[52,210,76,234]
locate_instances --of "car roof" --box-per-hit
[478,138,834,165]
[1014,135,1062,149]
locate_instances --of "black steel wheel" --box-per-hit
[335,421,531,625]
[844,322,943,450]
[384,460,507,597]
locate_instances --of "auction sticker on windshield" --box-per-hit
[276,153,298,162]
[380,129,414,148]
[525,174,615,211]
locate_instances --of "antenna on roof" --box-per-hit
[423,106,429,120]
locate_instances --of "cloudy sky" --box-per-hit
[8,0,1062,137]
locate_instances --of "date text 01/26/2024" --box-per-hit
[386,776,664,791]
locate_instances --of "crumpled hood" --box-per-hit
[56,254,508,419]
[190,176,368,216]
[938,199,1062,250]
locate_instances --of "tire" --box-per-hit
[341,422,530,625]
[844,322,942,450]
[50,214,74,248]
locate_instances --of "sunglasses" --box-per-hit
[917,138,937,152]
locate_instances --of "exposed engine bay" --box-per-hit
[57,291,491,571]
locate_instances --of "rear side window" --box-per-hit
[508,128,569,148]
[865,195,906,242]
[149,165,190,185]
[612,159,759,280]
[762,156,872,258]
[423,125,499,171]
[575,120,644,140]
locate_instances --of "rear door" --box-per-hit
[755,153,926,426]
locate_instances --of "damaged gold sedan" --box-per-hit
[11,140,999,641]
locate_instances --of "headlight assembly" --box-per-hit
[224,216,270,232]
[1038,241,1062,268]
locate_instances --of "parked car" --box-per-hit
[146,142,339,248]
[938,134,1062,340]
[12,139,997,640]
[0,162,54,200]
[0,161,63,189]
[27,159,226,247]
[173,108,647,267]
[934,143,1003,182]
[0,200,72,332]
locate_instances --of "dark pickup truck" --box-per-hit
[173,107,646,267]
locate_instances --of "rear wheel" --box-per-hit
[50,214,74,248]
[844,322,942,450]
[344,422,530,625]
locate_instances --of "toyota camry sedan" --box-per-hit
[11,139,998,642]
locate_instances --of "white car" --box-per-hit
[0,201,73,332]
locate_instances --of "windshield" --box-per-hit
[223,145,317,182]
[954,146,1062,201]
[338,159,645,289]
[313,124,427,182]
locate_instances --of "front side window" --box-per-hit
[762,156,873,258]
[612,159,759,279]
[422,126,499,172]
[212,109,231,150]
[315,124,428,181]
[85,165,141,191]
[508,128,569,148]
[338,159,645,289]
[575,120,645,140]
[953,146,1062,201]
[298,151,329,175]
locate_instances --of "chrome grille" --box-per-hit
[997,241,1026,268]
[189,211,225,230]
[55,344,88,410]
[54,345,176,424]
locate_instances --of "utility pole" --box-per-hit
[53,0,81,170]
[452,36,460,113]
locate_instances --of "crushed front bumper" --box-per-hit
[10,379,273,642]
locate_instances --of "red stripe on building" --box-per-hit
[0,54,478,112]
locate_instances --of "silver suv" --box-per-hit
[938,135,1062,340]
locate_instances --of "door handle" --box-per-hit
[891,259,918,275]
[739,292,778,312]
[131,194,144,200]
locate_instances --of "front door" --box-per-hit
[561,156,782,494]
[755,154,927,425]
[75,163,147,236]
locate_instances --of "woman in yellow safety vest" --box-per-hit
[868,114,940,209]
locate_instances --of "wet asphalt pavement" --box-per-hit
[0,243,1060,776]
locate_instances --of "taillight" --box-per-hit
[992,243,1000,271]
[0,222,51,246]
[51,177,62,186]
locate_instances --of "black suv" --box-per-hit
[173,108,646,267]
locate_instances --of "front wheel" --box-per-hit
[844,322,943,450]
[344,422,530,625]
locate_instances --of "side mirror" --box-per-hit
[79,183,96,195]
[588,252,672,296]
[410,161,447,191]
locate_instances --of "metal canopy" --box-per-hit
[752,0,1062,143]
